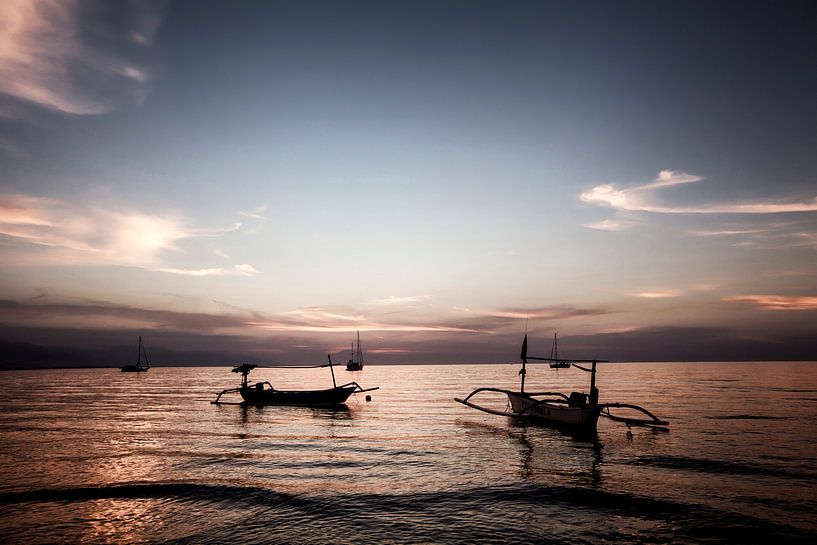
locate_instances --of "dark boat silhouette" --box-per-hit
[212,357,378,406]
[120,336,150,373]
[346,331,364,371]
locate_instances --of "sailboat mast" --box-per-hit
[136,336,142,365]
[520,334,528,393]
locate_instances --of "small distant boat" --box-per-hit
[346,331,364,371]
[212,356,378,406]
[120,336,150,373]
[548,333,570,369]
[455,334,668,435]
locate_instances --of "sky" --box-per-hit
[1,0,816,366]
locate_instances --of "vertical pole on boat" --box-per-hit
[327,354,337,387]
[136,336,142,366]
[519,334,528,393]
[589,360,598,406]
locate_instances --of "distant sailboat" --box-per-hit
[346,331,364,371]
[549,333,570,368]
[120,336,150,372]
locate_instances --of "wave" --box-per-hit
[628,455,817,480]
[1,481,814,544]
[707,414,789,420]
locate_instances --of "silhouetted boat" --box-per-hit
[455,334,668,434]
[120,336,150,373]
[548,333,570,368]
[346,331,364,371]
[212,357,378,406]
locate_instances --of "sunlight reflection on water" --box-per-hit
[1,363,816,543]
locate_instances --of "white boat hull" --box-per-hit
[507,392,600,432]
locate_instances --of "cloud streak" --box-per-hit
[723,295,817,311]
[152,264,260,277]
[635,290,682,299]
[0,193,257,274]
[368,295,430,305]
[0,0,164,115]
[581,170,817,215]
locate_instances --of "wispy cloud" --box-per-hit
[581,170,817,215]
[688,221,817,250]
[635,290,682,298]
[152,264,259,277]
[368,295,430,305]
[253,305,480,333]
[239,204,269,221]
[0,0,164,115]
[584,219,627,231]
[487,306,605,320]
[0,193,258,275]
[688,228,769,237]
[723,295,817,311]
[0,194,187,262]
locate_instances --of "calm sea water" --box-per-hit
[1,362,816,544]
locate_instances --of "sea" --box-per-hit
[1,362,816,544]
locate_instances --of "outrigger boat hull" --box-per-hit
[239,384,357,406]
[507,391,601,432]
[212,362,378,406]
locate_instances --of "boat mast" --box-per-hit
[519,334,528,393]
[358,330,362,366]
[589,360,598,405]
[136,336,142,367]
[327,354,337,387]
[142,339,150,370]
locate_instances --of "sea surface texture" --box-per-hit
[1,363,816,544]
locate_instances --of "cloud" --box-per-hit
[239,204,269,221]
[688,228,769,237]
[0,0,164,115]
[581,170,817,215]
[253,306,481,333]
[0,194,187,262]
[635,290,682,298]
[722,295,817,311]
[487,306,606,320]
[368,295,430,305]
[584,219,627,231]
[688,221,817,250]
[0,193,258,275]
[152,264,259,277]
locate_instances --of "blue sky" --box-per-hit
[1,0,815,364]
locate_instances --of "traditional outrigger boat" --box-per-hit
[455,334,668,434]
[120,336,150,373]
[211,356,378,406]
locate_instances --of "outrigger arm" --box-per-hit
[600,403,669,427]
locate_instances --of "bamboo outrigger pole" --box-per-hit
[327,354,337,387]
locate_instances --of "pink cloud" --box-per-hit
[723,295,817,311]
